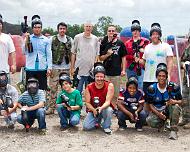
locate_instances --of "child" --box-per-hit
[56,73,83,131]
[117,76,146,131]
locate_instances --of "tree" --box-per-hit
[42,27,57,35]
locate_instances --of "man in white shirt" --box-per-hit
[0,14,16,76]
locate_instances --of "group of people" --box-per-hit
[0,14,190,140]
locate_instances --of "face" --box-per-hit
[107,26,116,38]
[151,31,160,44]
[157,71,167,85]
[58,25,67,37]
[32,24,42,36]
[61,81,72,92]
[132,30,140,38]
[95,73,105,85]
[84,23,93,34]
[127,84,137,96]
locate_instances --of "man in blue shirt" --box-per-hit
[17,78,47,134]
[146,63,182,140]
[23,15,52,90]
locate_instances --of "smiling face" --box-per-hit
[127,84,137,96]
[151,31,160,44]
[107,26,116,39]
[58,25,67,37]
[32,24,42,36]
[95,72,105,86]
[61,81,72,92]
[157,71,167,86]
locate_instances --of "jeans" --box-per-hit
[117,109,147,129]
[126,69,144,90]
[57,105,80,128]
[77,76,89,93]
[83,107,113,130]
[17,108,46,129]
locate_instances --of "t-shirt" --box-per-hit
[56,89,83,117]
[143,42,173,82]
[0,33,15,73]
[18,89,46,107]
[100,37,127,76]
[71,33,100,76]
[121,89,144,109]
[0,84,18,103]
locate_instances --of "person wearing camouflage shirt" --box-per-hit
[46,22,72,115]
[178,37,190,129]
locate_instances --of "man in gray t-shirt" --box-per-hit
[0,71,18,129]
[70,22,99,93]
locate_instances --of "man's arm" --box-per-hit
[26,101,44,111]
[121,56,126,76]
[117,100,134,119]
[10,52,16,74]
[70,53,76,76]
[167,56,173,81]
[99,83,114,111]
[149,104,166,120]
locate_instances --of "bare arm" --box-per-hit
[167,56,173,81]
[10,52,16,74]
[149,104,166,120]
[70,53,76,76]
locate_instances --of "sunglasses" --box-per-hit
[108,30,115,32]
[33,26,42,29]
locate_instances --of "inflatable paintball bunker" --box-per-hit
[8,35,26,72]
[120,27,150,43]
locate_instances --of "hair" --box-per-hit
[57,22,67,30]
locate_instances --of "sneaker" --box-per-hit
[60,126,69,131]
[169,131,178,140]
[118,127,126,131]
[178,120,188,126]
[39,129,47,135]
[104,128,112,135]
[136,128,143,132]
[7,124,15,129]
[183,123,190,129]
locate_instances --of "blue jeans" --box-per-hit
[117,109,147,129]
[77,76,89,93]
[17,108,46,129]
[126,69,144,90]
[83,107,113,130]
[57,105,80,128]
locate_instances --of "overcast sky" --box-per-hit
[1,0,190,36]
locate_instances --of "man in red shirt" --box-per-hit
[125,20,149,90]
[83,65,114,134]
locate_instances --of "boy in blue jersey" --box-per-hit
[117,76,146,131]
[17,78,46,134]
[146,63,182,140]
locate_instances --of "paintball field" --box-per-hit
[0,72,190,152]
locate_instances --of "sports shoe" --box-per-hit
[104,128,112,135]
[183,123,190,129]
[39,129,47,135]
[136,128,143,132]
[118,126,126,131]
[60,126,69,131]
[178,120,188,126]
[169,131,178,140]
[7,124,15,129]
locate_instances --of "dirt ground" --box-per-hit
[0,72,190,152]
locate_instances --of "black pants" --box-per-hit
[26,70,47,90]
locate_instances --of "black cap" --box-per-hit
[94,65,106,76]
[131,20,141,32]
[150,23,162,37]
[126,76,138,88]
[31,15,42,28]
[59,74,72,85]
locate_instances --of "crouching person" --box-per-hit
[0,71,18,129]
[117,76,146,132]
[17,78,47,134]
[83,65,114,134]
[146,63,182,140]
[56,73,83,131]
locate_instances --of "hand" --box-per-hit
[93,109,98,117]
[21,106,29,111]
[97,107,103,114]
[107,49,113,56]
[134,111,139,120]
[1,110,9,117]
[129,113,136,122]
[121,70,125,77]
[11,65,16,74]
[167,99,176,105]
[134,57,140,63]
[0,99,3,104]
[159,112,166,120]
[46,69,52,77]
[67,106,73,111]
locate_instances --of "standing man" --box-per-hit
[99,25,127,112]
[23,15,52,91]
[70,22,99,93]
[178,36,190,129]
[137,23,173,93]
[125,20,149,90]
[83,65,114,134]
[46,22,72,115]
[0,14,16,77]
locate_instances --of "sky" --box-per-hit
[1,0,190,36]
